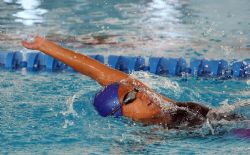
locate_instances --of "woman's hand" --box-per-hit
[21,36,45,50]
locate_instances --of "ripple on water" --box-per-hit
[0,70,249,154]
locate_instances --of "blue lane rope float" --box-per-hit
[0,51,249,79]
[108,55,145,74]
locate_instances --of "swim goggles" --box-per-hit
[107,88,139,116]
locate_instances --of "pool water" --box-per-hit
[0,0,250,154]
[1,0,250,59]
[0,70,249,154]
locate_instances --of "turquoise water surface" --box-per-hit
[0,70,249,154]
[0,0,250,154]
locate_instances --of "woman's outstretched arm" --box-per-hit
[22,36,129,86]
[22,36,174,102]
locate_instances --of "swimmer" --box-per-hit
[21,36,244,129]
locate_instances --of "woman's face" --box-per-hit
[118,83,162,120]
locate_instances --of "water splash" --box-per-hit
[60,94,78,117]
[207,99,250,119]
[131,71,182,94]
[201,99,250,135]
[205,118,215,135]
[247,80,250,85]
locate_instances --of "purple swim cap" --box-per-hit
[93,83,122,117]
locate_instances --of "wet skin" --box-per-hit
[22,36,211,129]
[118,83,210,128]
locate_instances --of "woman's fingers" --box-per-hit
[21,40,35,49]
[21,36,45,50]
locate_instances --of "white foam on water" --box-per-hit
[62,119,74,129]
[60,86,94,118]
[247,79,250,85]
[204,99,250,134]
[61,94,78,117]
[130,71,182,94]
[218,99,250,113]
